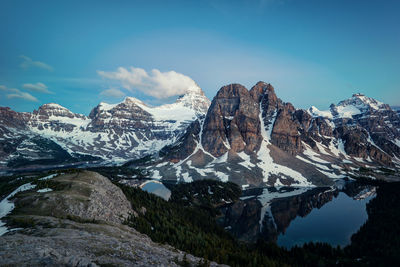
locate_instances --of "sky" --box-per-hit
[0,0,399,115]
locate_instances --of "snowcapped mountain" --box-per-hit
[146,82,400,187]
[0,85,210,171]
[309,93,391,119]
[1,81,399,187]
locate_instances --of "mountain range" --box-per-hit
[1,81,399,187]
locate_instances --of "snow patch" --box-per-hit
[0,183,36,236]
[258,105,312,186]
[37,188,53,193]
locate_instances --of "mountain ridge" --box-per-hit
[146,82,400,187]
[1,81,399,187]
[0,86,210,170]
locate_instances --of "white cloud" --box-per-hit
[0,85,39,102]
[22,82,52,94]
[20,55,54,71]
[97,67,198,99]
[100,88,125,98]
[7,89,38,102]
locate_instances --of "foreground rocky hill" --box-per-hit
[0,171,221,266]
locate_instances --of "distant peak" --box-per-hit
[96,97,147,113]
[41,103,67,109]
[337,93,385,111]
[39,103,71,111]
[185,84,203,95]
[123,96,146,106]
[352,93,365,97]
[173,85,210,114]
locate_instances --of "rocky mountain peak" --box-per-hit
[329,94,389,119]
[34,103,83,119]
[249,81,275,102]
[122,96,147,106]
[201,83,262,157]
[250,81,281,118]
[174,85,210,114]
[215,83,248,99]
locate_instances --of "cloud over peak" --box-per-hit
[23,82,52,94]
[97,67,199,99]
[20,55,54,71]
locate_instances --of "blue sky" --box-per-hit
[0,0,399,115]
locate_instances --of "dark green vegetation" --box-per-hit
[117,179,400,267]
[6,136,101,168]
[0,166,144,199]
[345,182,400,265]
[167,179,241,215]
[118,182,283,266]
[0,175,34,200]
[0,169,82,199]
[122,155,154,167]
[87,166,148,180]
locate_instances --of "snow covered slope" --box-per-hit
[0,85,210,169]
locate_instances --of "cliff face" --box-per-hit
[201,84,262,157]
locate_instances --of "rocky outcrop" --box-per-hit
[8,171,133,224]
[0,171,223,266]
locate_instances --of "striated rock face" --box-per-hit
[250,82,303,155]
[201,84,262,157]
[270,103,303,155]
[0,107,31,129]
[88,98,154,133]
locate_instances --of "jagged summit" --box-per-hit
[0,85,211,167]
[308,93,390,119]
[94,85,210,116]
[40,103,68,109]
[34,103,86,119]
[335,93,387,112]
[175,85,210,114]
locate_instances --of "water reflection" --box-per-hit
[218,182,376,248]
[141,180,171,201]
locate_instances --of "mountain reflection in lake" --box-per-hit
[218,182,376,248]
[141,181,171,201]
